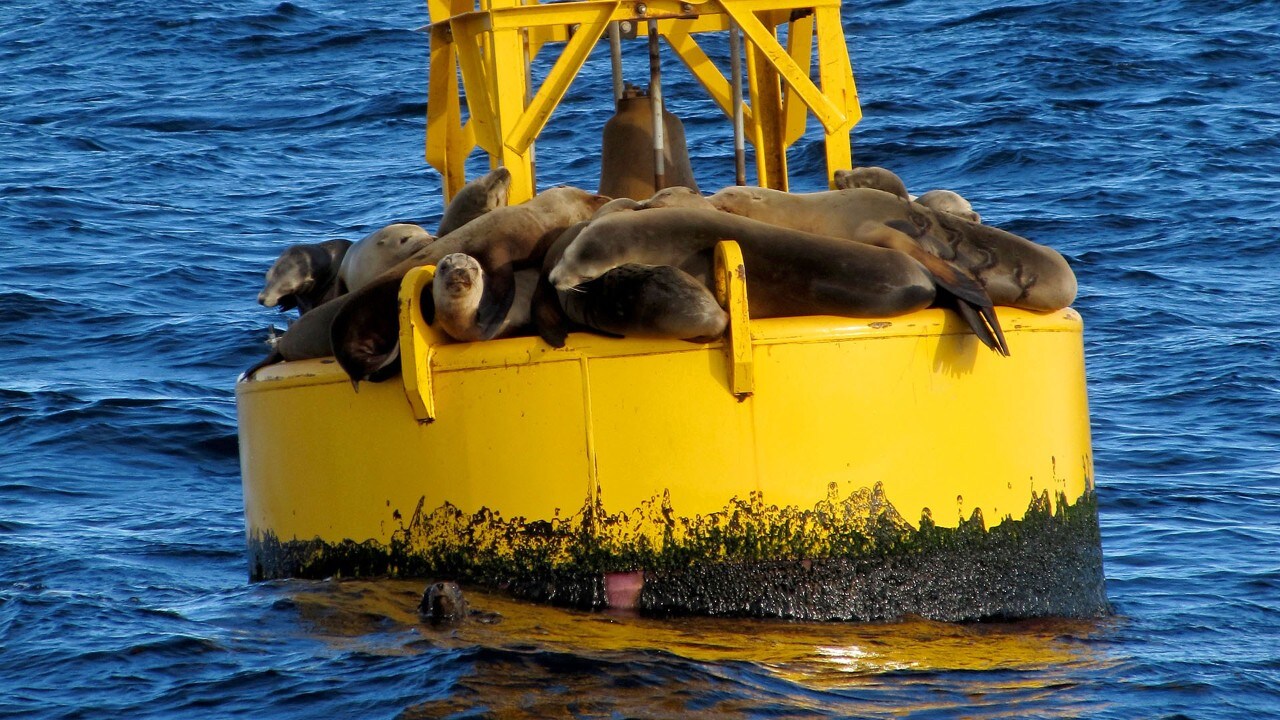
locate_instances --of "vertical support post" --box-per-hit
[399,265,441,422]
[647,19,666,191]
[609,21,624,103]
[744,13,788,191]
[814,5,857,187]
[729,22,746,186]
[485,0,535,203]
[714,240,754,398]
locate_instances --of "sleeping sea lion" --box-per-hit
[548,207,1006,353]
[832,166,911,200]
[436,167,512,236]
[331,186,610,383]
[258,238,352,315]
[532,221,726,347]
[917,189,981,223]
[708,186,1075,311]
[338,223,434,293]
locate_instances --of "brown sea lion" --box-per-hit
[418,581,468,626]
[436,167,512,236]
[917,189,981,223]
[708,186,1075,311]
[532,221,726,347]
[258,238,351,315]
[338,223,434,293]
[431,253,537,342]
[832,166,911,200]
[548,207,1007,353]
[331,186,610,382]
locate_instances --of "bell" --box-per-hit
[598,86,700,201]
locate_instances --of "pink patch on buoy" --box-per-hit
[604,571,645,609]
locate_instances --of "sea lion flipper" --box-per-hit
[332,277,404,384]
[979,304,1010,356]
[243,350,284,380]
[532,275,571,348]
[952,298,1009,356]
[475,264,517,339]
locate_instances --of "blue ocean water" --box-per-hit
[2,0,1279,716]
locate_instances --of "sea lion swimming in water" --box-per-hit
[258,238,352,315]
[330,186,611,383]
[548,207,1008,353]
[436,167,512,236]
[708,186,1075,312]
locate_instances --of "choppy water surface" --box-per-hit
[2,0,1278,716]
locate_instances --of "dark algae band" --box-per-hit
[248,482,1110,621]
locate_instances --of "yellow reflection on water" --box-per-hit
[281,579,1116,717]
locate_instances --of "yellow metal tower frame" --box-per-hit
[425,0,862,202]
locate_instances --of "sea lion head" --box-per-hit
[592,197,643,219]
[434,253,483,300]
[548,230,625,291]
[367,223,434,260]
[418,580,468,625]
[535,186,613,219]
[916,189,981,223]
[643,186,714,210]
[832,166,911,200]
[707,185,771,216]
[477,167,512,211]
[258,245,316,309]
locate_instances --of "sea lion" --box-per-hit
[258,238,352,315]
[593,197,644,219]
[917,189,981,223]
[436,167,512,236]
[241,296,349,379]
[832,166,911,200]
[338,223,434,294]
[332,186,610,383]
[416,581,502,626]
[563,264,728,342]
[708,186,1075,311]
[533,221,727,347]
[548,208,1007,353]
[418,581,468,626]
[431,253,537,342]
[642,186,715,210]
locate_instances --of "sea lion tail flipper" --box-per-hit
[331,277,404,385]
[951,298,1010,357]
[532,275,571,348]
[475,264,517,340]
[242,350,284,381]
[872,220,1009,355]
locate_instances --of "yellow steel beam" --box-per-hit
[399,265,442,422]
[783,13,813,147]
[426,29,475,200]
[452,15,502,155]
[746,34,788,190]
[722,1,847,135]
[505,4,616,154]
[814,5,857,183]
[664,19,756,129]
[714,240,754,397]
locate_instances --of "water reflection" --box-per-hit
[275,579,1117,717]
